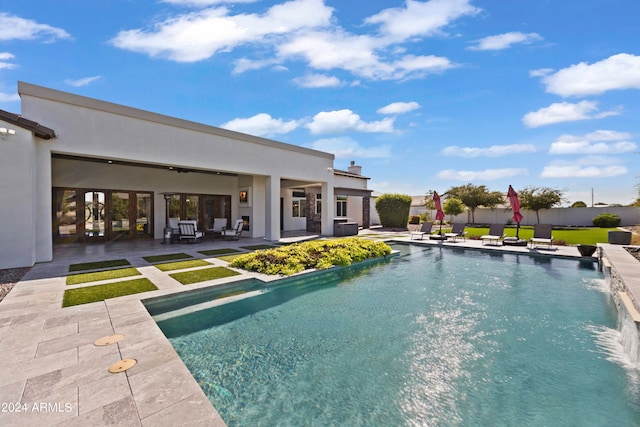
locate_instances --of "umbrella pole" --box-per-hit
[516,223,520,239]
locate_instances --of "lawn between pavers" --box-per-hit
[66,267,141,285]
[68,259,131,272]
[169,267,241,285]
[62,278,158,307]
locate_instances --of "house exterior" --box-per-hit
[0,82,371,269]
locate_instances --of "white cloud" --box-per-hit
[110,0,333,62]
[0,13,71,42]
[529,68,553,78]
[0,91,19,102]
[220,113,299,136]
[162,0,256,6]
[468,31,542,51]
[522,101,620,128]
[0,52,16,70]
[377,101,420,115]
[539,53,640,97]
[64,76,103,87]
[549,130,637,154]
[292,73,341,88]
[111,0,465,81]
[441,144,536,157]
[306,109,395,134]
[436,168,528,181]
[308,136,391,158]
[541,164,627,178]
[365,0,480,42]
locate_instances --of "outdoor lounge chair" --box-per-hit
[208,217,227,239]
[222,219,244,240]
[178,220,204,243]
[410,222,433,240]
[444,223,467,242]
[481,224,505,245]
[529,224,554,249]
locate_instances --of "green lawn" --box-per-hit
[69,259,131,272]
[66,267,141,285]
[169,266,241,285]
[463,226,618,245]
[154,259,212,272]
[62,278,158,307]
[143,253,193,263]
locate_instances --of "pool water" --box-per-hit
[152,244,640,426]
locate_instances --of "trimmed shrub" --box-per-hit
[375,193,412,228]
[230,238,392,275]
[592,212,620,227]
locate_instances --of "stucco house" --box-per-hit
[0,82,372,269]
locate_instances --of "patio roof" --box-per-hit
[0,109,56,140]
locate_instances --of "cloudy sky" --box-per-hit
[1,0,639,204]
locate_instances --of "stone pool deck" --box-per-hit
[0,230,636,426]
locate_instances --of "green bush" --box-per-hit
[230,238,392,275]
[592,212,621,227]
[375,193,412,228]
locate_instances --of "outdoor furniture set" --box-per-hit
[412,223,556,249]
[170,218,244,243]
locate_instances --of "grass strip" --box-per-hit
[62,278,158,307]
[217,254,244,263]
[69,259,130,272]
[143,253,193,263]
[67,267,141,285]
[464,226,618,245]
[154,259,212,272]
[198,248,242,256]
[169,267,241,285]
[240,244,277,250]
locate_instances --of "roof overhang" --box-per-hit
[0,109,56,140]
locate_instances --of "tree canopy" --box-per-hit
[518,186,565,223]
[445,183,503,223]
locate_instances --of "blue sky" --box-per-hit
[1,0,639,205]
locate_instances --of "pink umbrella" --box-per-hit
[433,191,445,234]
[507,185,523,238]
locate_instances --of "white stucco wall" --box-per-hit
[0,123,37,268]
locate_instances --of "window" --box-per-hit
[292,191,306,218]
[336,195,347,217]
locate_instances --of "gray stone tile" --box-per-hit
[78,372,132,415]
[128,358,205,419]
[0,380,26,407]
[140,392,225,427]
[54,396,141,427]
[0,348,77,387]
[119,339,179,377]
[35,328,114,358]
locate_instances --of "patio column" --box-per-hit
[265,174,281,241]
[320,181,334,236]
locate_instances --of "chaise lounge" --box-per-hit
[444,223,467,242]
[481,224,505,246]
[410,222,433,240]
[529,224,554,249]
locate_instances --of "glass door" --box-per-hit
[111,192,130,238]
[84,191,106,239]
[136,193,152,237]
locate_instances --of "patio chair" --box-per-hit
[410,222,433,240]
[222,219,244,240]
[208,217,227,239]
[481,224,505,246]
[444,223,467,242]
[178,220,204,243]
[529,224,554,249]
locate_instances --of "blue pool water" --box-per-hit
[150,245,640,426]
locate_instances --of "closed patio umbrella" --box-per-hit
[433,191,445,234]
[507,185,524,239]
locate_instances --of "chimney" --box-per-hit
[347,160,362,176]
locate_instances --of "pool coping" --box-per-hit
[0,237,637,426]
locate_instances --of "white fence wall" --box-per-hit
[434,206,640,227]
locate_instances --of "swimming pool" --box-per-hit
[149,244,640,426]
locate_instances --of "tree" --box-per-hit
[571,201,587,208]
[445,183,503,224]
[443,197,465,222]
[375,193,412,228]
[519,186,565,224]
